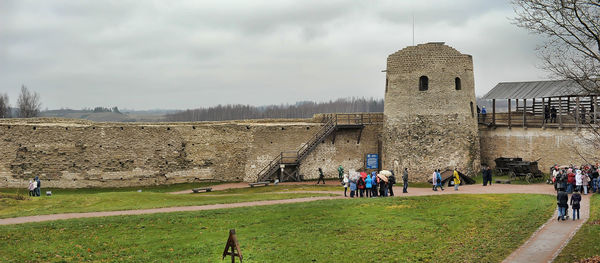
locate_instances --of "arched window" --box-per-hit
[419,76,428,91]
[455,77,461,90]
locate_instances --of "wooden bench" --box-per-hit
[495,180,511,184]
[192,187,212,193]
[249,182,270,187]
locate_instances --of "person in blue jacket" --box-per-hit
[371,172,378,197]
[365,174,372,198]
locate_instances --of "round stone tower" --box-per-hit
[382,42,480,181]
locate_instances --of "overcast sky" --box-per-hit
[0,0,549,110]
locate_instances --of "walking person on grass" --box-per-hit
[316,168,325,185]
[337,165,344,182]
[402,168,409,193]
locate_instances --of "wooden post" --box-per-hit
[542,97,546,128]
[522,99,527,128]
[532,98,536,116]
[508,99,512,129]
[559,96,563,129]
[222,229,243,263]
[492,99,496,126]
[576,96,580,130]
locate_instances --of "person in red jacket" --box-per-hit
[567,169,576,193]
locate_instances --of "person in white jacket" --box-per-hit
[28,179,36,196]
[575,169,583,193]
[342,173,349,197]
[432,170,437,191]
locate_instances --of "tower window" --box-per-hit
[470,101,474,118]
[419,76,429,91]
[385,78,389,93]
[455,77,461,90]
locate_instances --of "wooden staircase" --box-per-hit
[256,113,383,182]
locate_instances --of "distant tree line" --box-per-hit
[0,85,42,118]
[79,106,122,114]
[165,97,384,122]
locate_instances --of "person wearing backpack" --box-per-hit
[34,176,41,197]
[557,190,569,221]
[357,174,366,198]
[436,169,444,191]
[337,165,344,182]
[349,177,357,198]
[388,171,396,196]
[570,192,582,220]
[371,173,378,197]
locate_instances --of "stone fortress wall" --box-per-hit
[0,117,381,188]
[480,126,600,172]
[0,117,597,188]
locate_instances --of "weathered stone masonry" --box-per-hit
[0,118,381,188]
[382,43,481,181]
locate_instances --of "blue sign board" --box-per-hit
[366,154,379,169]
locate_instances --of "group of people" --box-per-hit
[27,176,42,197]
[335,167,410,198]
[552,164,600,194]
[431,168,463,191]
[553,164,600,221]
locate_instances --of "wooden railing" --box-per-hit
[256,113,382,182]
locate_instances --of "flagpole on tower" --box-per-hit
[412,14,415,46]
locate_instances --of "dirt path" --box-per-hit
[0,195,342,226]
[168,180,343,194]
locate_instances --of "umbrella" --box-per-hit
[379,170,392,176]
[377,173,388,183]
[349,171,360,182]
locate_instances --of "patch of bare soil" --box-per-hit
[577,256,600,263]
[588,220,600,225]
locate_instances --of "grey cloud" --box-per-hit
[0,0,548,110]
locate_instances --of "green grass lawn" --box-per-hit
[0,184,338,219]
[0,194,554,263]
[554,193,600,263]
[0,182,220,195]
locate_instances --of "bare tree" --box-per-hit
[512,0,600,161]
[0,93,10,118]
[17,85,41,118]
[512,0,599,92]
